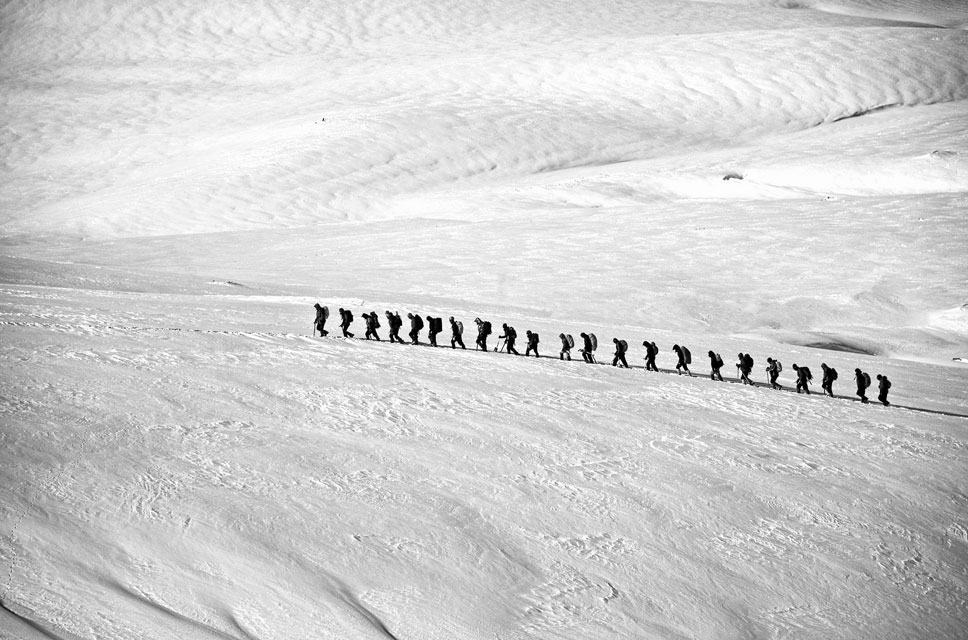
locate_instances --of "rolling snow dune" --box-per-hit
[2,0,968,639]
[2,1,967,237]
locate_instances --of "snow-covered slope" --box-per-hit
[2,0,967,638]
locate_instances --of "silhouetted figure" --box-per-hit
[855,368,870,403]
[820,363,837,396]
[612,338,629,368]
[339,308,354,338]
[707,350,724,381]
[525,330,539,357]
[450,317,465,349]
[876,374,892,406]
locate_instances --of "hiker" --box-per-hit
[580,333,595,363]
[559,333,573,360]
[499,324,520,354]
[426,316,441,347]
[339,308,354,338]
[313,303,328,337]
[672,344,691,375]
[386,311,405,343]
[855,368,870,403]
[766,357,782,390]
[643,341,659,372]
[820,363,837,396]
[475,318,492,351]
[524,330,539,357]
[737,352,753,385]
[450,317,465,349]
[612,338,629,368]
[363,312,381,341]
[707,350,724,381]
[876,374,892,406]
[407,312,424,345]
[792,363,811,394]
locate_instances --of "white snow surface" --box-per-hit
[2,1,968,639]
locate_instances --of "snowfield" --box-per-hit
[2,1,967,639]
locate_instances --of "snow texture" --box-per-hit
[2,1,968,639]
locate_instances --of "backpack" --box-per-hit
[414,315,424,330]
[649,342,658,357]
[566,334,574,349]
[373,315,381,328]
[345,310,353,323]
[863,372,871,388]
[590,333,598,351]
[456,320,463,335]
[884,379,891,390]
[482,321,492,335]
[830,368,838,381]
[744,353,754,369]
[683,346,691,364]
[775,361,782,373]
[802,366,812,381]
[619,339,628,352]
[714,352,723,368]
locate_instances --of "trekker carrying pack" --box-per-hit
[580,333,594,363]
[559,333,574,360]
[525,330,540,357]
[766,357,782,390]
[475,318,491,351]
[673,344,691,375]
[855,368,870,403]
[499,324,520,355]
[612,338,629,368]
[821,363,837,396]
[426,316,441,347]
[313,303,329,337]
[386,311,405,343]
[407,313,424,345]
[363,312,381,341]
[643,341,659,372]
[737,353,753,385]
[450,317,465,349]
[792,364,811,394]
[876,374,892,406]
[707,350,724,381]
[339,308,355,338]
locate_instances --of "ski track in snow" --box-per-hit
[2,0,968,638]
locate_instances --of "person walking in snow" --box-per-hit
[876,374,892,406]
[499,324,520,355]
[855,368,870,403]
[475,318,491,351]
[338,308,354,338]
[737,352,753,385]
[525,330,539,357]
[820,363,837,396]
[643,341,659,372]
[362,312,381,341]
[450,317,465,349]
[792,364,812,394]
[386,311,405,343]
[612,338,630,368]
[426,316,441,347]
[580,333,595,364]
[766,357,782,390]
[559,333,573,361]
[672,344,691,375]
[707,350,724,381]
[407,312,424,345]
[313,303,329,337]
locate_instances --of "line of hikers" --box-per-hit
[313,304,893,407]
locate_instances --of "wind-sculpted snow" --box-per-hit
[2,2,967,638]
[1,1,967,236]
[1,283,967,639]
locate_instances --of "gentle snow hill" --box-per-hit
[1,279,967,640]
[2,0,968,639]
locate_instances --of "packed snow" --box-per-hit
[2,1,967,639]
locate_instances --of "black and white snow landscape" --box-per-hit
[2,1,968,638]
